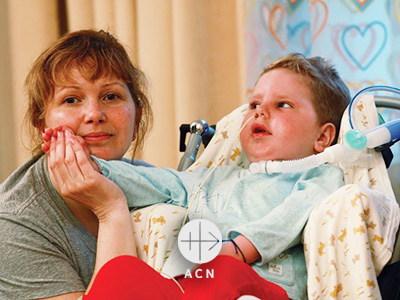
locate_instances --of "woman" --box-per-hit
[0,29,153,299]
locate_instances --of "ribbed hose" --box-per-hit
[249,144,348,174]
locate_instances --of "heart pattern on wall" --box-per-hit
[287,0,305,11]
[262,0,327,51]
[341,21,387,71]
[309,0,328,43]
[247,0,393,90]
[349,0,375,12]
[262,3,286,50]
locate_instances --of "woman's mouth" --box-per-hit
[83,132,112,143]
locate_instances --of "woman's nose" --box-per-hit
[84,101,106,124]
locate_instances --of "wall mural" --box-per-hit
[245,0,400,198]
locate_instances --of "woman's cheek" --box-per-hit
[45,110,78,130]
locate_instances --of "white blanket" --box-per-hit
[129,97,400,299]
[304,95,400,299]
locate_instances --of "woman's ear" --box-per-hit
[314,122,336,153]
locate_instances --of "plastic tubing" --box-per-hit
[249,144,355,174]
[356,118,400,148]
[347,85,400,149]
[348,85,400,129]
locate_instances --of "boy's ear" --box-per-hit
[314,122,336,153]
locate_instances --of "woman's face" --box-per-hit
[44,68,136,160]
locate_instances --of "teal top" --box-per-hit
[94,158,344,300]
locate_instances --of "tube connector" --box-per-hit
[344,119,400,150]
[344,129,367,150]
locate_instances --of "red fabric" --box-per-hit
[83,256,181,300]
[83,255,289,300]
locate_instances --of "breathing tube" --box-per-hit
[249,85,400,174]
[346,86,400,149]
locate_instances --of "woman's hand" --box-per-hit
[42,127,99,172]
[45,127,137,291]
[46,128,125,220]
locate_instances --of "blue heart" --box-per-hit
[341,21,387,71]
[287,0,305,12]
[350,0,374,12]
[287,21,311,57]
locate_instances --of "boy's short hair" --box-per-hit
[261,53,350,143]
[24,29,153,158]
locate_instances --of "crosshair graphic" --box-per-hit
[178,219,222,264]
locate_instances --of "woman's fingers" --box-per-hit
[67,134,98,176]
[42,126,71,154]
[42,143,50,153]
[48,134,63,193]
[42,128,54,142]
[55,131,67,172]
[75,135,100,172]
[42,128,55,154]
[64,130,86,180]
[63,130,100,182]
[48,134,57,169]
[47,128,94,182]
[48,130,77,197]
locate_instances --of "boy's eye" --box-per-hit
[249,103,260,110]
[277,102,292,108]
[104,93,119,101]
[63,97,78,104]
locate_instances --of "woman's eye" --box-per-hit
[104,93,119,101]
[278,102,292,108]
[63,97,78,104]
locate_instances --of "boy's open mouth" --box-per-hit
[251,124,270,136]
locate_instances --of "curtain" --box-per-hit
[0,0,247,181]
[0,0,59,181]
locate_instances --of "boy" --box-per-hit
[44,53,350,299]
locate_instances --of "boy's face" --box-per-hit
[240,68,327,163]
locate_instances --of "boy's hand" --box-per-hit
[218,235,261,264]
